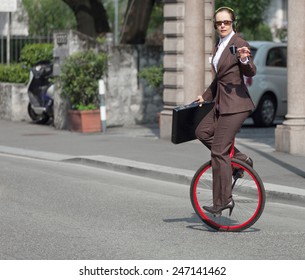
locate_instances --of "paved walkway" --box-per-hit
[0,119,304,206]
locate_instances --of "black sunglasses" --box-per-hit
[214,20,232,27]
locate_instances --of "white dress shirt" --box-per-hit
[212,31,249,72]
[213,31,235,72]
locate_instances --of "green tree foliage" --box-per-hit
[147,2,163,35]
[103,0,163,44]
[215,0,272,40]
[22,0,162,43]
[242,24,273,41]
[102,0,127,30]
[22,0,76,36]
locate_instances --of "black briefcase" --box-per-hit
[171,102,214,144]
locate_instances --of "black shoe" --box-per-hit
[202,200,235,217]
[233,157,253,179]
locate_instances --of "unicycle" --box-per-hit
[190,140,266,232]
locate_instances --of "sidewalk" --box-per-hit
[0,119,305,206]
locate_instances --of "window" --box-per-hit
[250,47,257,59]
[266,47,287,67]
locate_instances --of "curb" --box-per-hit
[1,145,305,207]
[64,155,305,208]
[63,155,195,186]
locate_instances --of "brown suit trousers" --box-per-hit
[195,108,251,207]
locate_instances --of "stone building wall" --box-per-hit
[106,45,163,126]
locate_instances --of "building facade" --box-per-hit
[265,0,288,41]
[161,0,305,156]
[0,0,28,36]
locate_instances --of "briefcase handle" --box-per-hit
[174,101,214,111]
[190,100,214,107]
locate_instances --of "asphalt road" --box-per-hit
[1,153,304,260]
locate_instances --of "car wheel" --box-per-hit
[252,94,276,127]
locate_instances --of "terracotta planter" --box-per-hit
[68,109,101,133]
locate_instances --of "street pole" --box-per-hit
[1,0,17,64]
[114,0,119,45]
[7,12,11,64]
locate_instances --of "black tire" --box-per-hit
[252,94,276,127]
[190,159,266,232]
[27,103,50,124]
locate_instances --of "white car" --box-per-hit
[246,41,287,126]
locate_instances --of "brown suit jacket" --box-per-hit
[203,34,256,114]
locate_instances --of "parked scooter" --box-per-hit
[27,60,54,124]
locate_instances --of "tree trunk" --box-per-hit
[62,0,110,38]
[120,0,155,44]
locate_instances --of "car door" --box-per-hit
[264,46,287,116]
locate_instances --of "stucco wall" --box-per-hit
[0,83,29,122]
[106,45,163,126]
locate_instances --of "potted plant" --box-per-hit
[59,49,107,132]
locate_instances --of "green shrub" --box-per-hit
[275,27,287,42]
[19,43,53,68]
[0,64,28,84]
[58,49,107,110]
[139,65,163,89]
[75,104,98,111]
[242,24,273,41]
[0,43,53,84]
